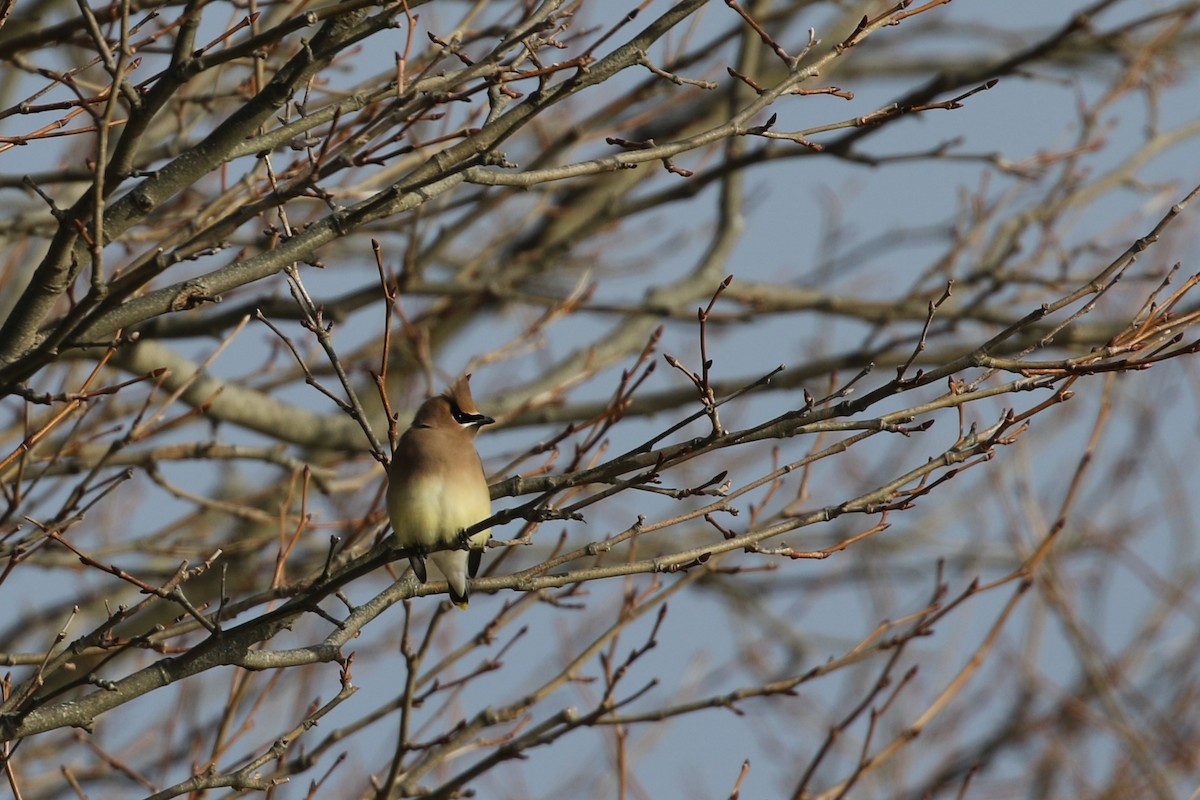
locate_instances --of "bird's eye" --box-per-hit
[447,400,493,428]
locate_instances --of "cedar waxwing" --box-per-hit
[387,375,494,607]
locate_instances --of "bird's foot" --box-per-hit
[455,528,473,549]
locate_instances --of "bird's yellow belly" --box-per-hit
[389,477,490,549]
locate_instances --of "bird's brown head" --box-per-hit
[411,374,495,438]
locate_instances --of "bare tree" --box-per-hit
[2,1,1200,798]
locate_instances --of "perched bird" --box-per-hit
[386,375,494,607]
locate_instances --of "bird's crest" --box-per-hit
[444,374,481,417]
